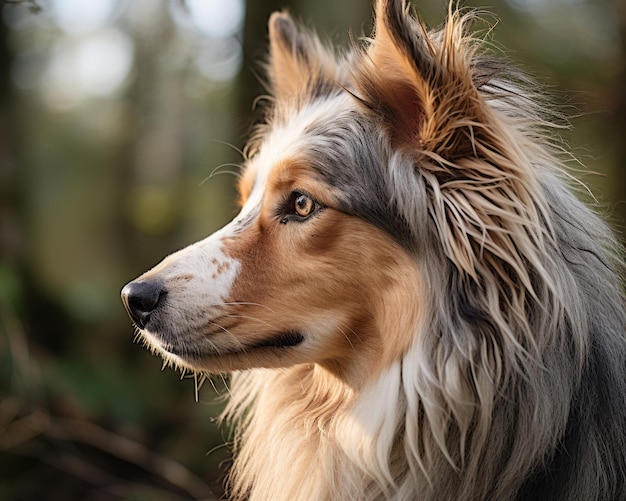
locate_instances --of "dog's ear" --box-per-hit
[268,12,309,99]
[268,12,337,102]
[359,1,548,296]
[357,0,481,156]
[358,0,431,147]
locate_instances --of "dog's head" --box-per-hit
[121,0,549,384]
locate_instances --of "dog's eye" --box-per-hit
[280,191,321,224]
[294,194,315,218]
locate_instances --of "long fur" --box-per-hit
[123,1,626,500]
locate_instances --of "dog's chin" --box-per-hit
[136,327,306,373]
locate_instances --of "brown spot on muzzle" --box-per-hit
[212,261,231,280]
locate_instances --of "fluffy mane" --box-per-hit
[221,3,626,501]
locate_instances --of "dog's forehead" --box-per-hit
[260,96,356,174]
[239,94,357,210]
[235,93,414,249]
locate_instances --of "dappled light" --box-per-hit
[42,28,134,109]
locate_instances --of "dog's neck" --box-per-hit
[224,361,415,500]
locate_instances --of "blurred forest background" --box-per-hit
[0,0,624,499]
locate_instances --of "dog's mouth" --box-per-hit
[152,329,305,360]
[244,330,305,350]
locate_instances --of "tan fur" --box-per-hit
[222,198,421,380]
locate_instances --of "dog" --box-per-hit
[121,1,626,499]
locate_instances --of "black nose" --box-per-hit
[121,280,166,329]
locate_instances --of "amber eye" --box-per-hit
[294,194,315,218]
[279,191,322,224]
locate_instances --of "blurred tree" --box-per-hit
[0,0,23,292]
[239,0,285,121]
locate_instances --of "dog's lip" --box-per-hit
[247,330,304,350]
[159,330,305,359]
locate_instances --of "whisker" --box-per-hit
[221,313,276,330]
[207,321,247,351]
[220,301,277,313]
[194,372,209,402]
[199,163,243,186]
[203,333,230,353]
[198,373,207,391]
[205,441,231,457]
[220,374,232,396]
[206,138,245,159]
[337,324,358,351]
[208,376,220,394]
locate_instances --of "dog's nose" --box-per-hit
[121,280,165,329]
